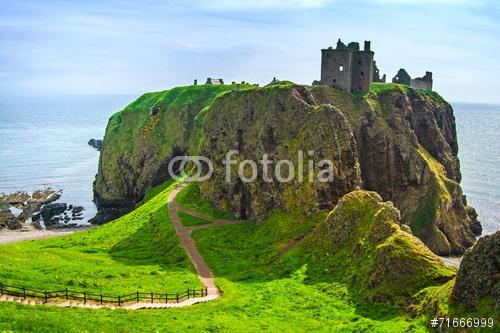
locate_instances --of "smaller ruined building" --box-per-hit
[392,68,433,91]
[206,78,224,85]
[392,68,411,85]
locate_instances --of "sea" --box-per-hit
[0,95,134,223]
[0,96,498,234]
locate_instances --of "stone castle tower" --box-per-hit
[320,39,374,93]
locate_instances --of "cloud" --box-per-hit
[193,0,333,11]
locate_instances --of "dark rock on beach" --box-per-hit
[31,188,61,204]
[0,188,86,230]
[89,207,129,225]
[40,203,68,227]
[71,206,84,214]
[0,191,30,205]
[0,209,23,230]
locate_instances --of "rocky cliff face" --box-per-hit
[199,85,361,220]
[92,84,246,223]
[199,83,479,255]
[95,82,480,255]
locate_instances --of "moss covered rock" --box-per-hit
[299,190,455,303]
[199,83,361,220]
[93,84,249,223]
[310,83,479,255]
[451,231,499,310]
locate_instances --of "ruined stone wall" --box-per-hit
[351,51,374,93]
[392,69,411,85]
[410,72,433,91]
[410,78,432,90]
[320,48,352,91]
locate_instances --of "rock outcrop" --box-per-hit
[94,82,480,255]
[0,188,83,229]
[0,209,23,230]
[451,231,499,310]
[299,191,455,303]
[0,191,30,206]
[310,85,479,255]
[88,139,103,151]
[40,203,68,227]
[199,85,360,220]
[200,83,479,254]
[92,84,250,224]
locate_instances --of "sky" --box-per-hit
[0,0,499,103]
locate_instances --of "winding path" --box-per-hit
[166,183,243,298]
[0,183,243,310]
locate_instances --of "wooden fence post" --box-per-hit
[118,296,121,307]
[150,292,153,303]
[44,290,48,303]
[83,291,87,304]
[176,292,179,303]
[165,293,168,303]
[187,288,190,299]
[65,288,68,300]
[136,291,139,303]
[0,283,3,295]
[100,294,103,305]
[22,287,26,299]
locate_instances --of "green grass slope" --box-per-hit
[177,211,211,227]
[176,182,236,220]
[0,183,433,332]
[0,181,201,294]
[293,191,455,304]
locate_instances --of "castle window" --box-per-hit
[360,71,364,77]
[333,79,336,83]
[339,65,344,71]
[358,61,362,65]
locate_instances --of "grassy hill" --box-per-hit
[0,180,201,295]
[0,182,435,332]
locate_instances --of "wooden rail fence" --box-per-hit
[0,282,208,307]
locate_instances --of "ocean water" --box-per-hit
[0,95,134,224]
[0,96,498,234]
[454,102,500,235]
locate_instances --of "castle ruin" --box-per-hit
[392,68,432,90]
[410,71,433,90]
[320,39,374,93]
[319,39,433,93]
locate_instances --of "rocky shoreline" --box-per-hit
[0,188,87,230]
